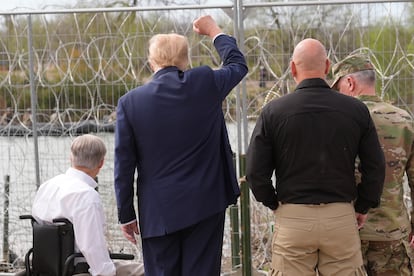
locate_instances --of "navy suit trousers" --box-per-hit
[142,211,226,276]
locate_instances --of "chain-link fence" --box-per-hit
[0,0,413,274]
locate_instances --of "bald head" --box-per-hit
[290,38,330,83]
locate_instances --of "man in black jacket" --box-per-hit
[246,38,385,275]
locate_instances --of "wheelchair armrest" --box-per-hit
[53,217,72,224]
[109,253,134,260]
[20,215,71,225]
[19,214,35,221]
[63,252,134,276]
[65,252,134,262]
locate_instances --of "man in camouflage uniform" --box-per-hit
[332,53,414,275]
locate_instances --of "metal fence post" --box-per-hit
[239,155,252,276]
[230,154,241,269]
[2,175,10,263]
[232,0,252,275]
[27,14,41,189]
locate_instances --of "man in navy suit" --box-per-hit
[114,15,248,276]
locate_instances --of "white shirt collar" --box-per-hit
[65,167,98,189]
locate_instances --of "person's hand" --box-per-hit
[193,15,222,39]
[408,231,414,249]
[120,220,140,245]
[355,212,368,230]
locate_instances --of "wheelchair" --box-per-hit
[19,215,134,276]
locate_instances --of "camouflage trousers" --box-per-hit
[361,239,412,276]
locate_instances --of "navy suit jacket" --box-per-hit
[114,34,248,238]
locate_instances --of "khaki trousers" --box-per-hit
[270,202,366,276]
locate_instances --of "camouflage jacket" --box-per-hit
[357,95,414,241]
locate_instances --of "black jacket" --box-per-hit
[246,78,385,214]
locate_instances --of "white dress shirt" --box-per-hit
[32,167,116,276]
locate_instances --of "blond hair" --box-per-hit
[148,33,189,71]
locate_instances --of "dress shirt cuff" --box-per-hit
[212,33,226,43]
[120,219,137,226]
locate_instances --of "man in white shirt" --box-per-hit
[30,134,144,276]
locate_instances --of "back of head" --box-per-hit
[331,53,375,90]
[70,134,106,170]
[148,33,189,71]
[291,38,329,81]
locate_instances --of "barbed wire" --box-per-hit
[0,2,413,273]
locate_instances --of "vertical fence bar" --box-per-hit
[239,155,252,276]
[27,15,41,189]
[231,0,244,273]
[2,175,10,263]
[230,204,241,269]
[230,153,241,269]
[234,0,252,275]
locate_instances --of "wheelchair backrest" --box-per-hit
[31,218,75,276]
